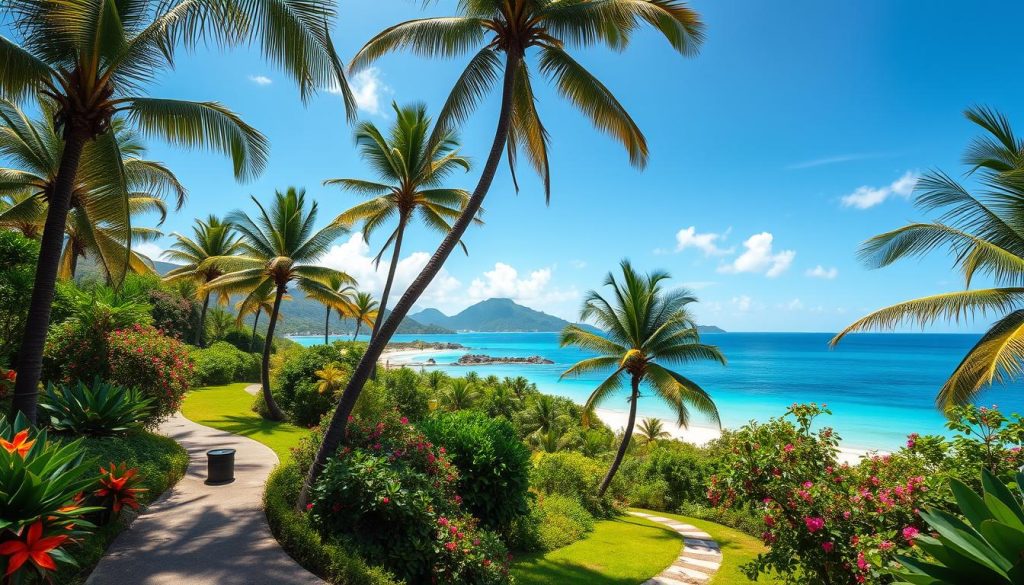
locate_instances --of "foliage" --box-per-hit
[272,344,349,426]
[891,469,1024,584]
[40,379,153,436]
[0,231,37,367]
[42,320,111,386]
[94,463,146,515]
[148,288,200,342]
[619,441,713,510]
[191,342,260,387]
[222,329,266,354]
[420,411,532,531]
[309,411,511,584]
[507,494,594,553]
[107,325,192,425]
[531,452,620,518]
[381,368,430,422]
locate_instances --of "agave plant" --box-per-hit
[40,380,153,436]
[892,469,1024,584]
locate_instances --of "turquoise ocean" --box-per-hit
[290,332,1024,452]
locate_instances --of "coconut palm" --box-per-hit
[234,281,287,353]
[831,107,1024,410]
[561,260,724,496]
[163,216,244,346]
[637,417,670,447]
[205,308,237,344]
[302,0,706,499]
[346,292,379,340]
[439,378,480,411]
[518,394,568,439]
[203,188,348,421]
[530,426,572,454]
[325,102,475,350]
[2,0,356,421]
[304,272,357,345]
[314,363,348,396]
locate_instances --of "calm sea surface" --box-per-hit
[290,332,1024,452]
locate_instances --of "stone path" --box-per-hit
[630,511,722,585]
[87,413,323,585]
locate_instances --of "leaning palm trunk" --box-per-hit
[250,308,262,352]
[599,377,640,497]
[197,292,211,347]
[352,320,362,341]
[261,287,288,421]
[367,216,406,378]
[298,52,522,506]
[324,306,331,345]
[12,131,89,423]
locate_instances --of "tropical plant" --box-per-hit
[303,0,706,501]
[832,107,1024,411]
[106,325,192,424]
[346,291,379,340]
[439,378,480,411]
[529,426,574,454]
[94,462,147,515]
[0,231,37,366]
[234,281,285,352]
[40,379,153,436]
[890,472,1024,583]
[205,307,238,344]
[304,273,356,345]
[314,363,349,396]
[163,216,244,346]
[637,417,671,447]
[325,102,474,351]
[518,394,568,439]
[561,260,724,496]
[2,0,353,423]
[204,188,348,420]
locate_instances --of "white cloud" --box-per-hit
[334,67,390,115]
[840,171,919,209]
[674,226,732,256]
[467,263,578,307]
[732,295,753,312]
[718,232,795,278]
[135,242,165,261]
[806,265,838,279]
[248,75,272,86]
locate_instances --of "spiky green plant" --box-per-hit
[40,379,153,436]
[832,107,1024,411]
[561,260,723,496]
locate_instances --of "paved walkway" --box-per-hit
[630,511,722,585]
[87,413,323,585]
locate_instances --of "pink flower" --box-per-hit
[438,517,449,527]
[902,526,919,541]
[445,542,457,551]
[856,552,869,571]
[381,497,390,504]
[802,481,813,489]
[400,417,409,424]
[879,540,894,551]
[784,444,795,453]
[764,515,775,527]
[305,503,313,511]
[822,542,834,553]
[804,517,825,533]
[906,433,919,449]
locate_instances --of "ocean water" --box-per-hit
[290,332,1024,452]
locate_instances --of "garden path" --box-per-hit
[630,511,722,585]
[86,413,323,585]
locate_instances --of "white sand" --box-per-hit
[378,347,451,367]
[593,407,879,465]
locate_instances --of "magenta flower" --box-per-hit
[902,526,919,541]
[804,517,825,533]
[821,542,834,553]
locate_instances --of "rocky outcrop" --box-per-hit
[454,354,554,366]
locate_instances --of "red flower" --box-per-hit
[0,522,68,576]
[0,430,35,457]
[95,463,147,513]
[381,497,390,504]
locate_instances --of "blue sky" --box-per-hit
[47,1,1024,331]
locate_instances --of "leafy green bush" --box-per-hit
[619,441,712,510]
[420,411,532,531]
[531,452,619,517]
[0,231,37,367]
[191,342,260,386]
[507,494,595,552]
[674,502,763,537]
[148,288,199,342]
[382,368,430,422]
[107,325,192,425]
[40,379,152,436]
[42,320,110,385]
[223,328,265,354]
[272,344,343,422]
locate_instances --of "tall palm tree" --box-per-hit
[163,216,244,347]
[235,282,287,352]
[304,0,705,500]
[2,0,354,422]
[325,102,474,352]
[637,417,670,447]
[204,188,348,421]
[561,260,724,496]
[346,291,379,340]
[304,273,357,345]
[832,107,1024,410]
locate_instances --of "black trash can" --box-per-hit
[207,448,236,484]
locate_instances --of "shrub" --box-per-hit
[272,344,343,421]
[40,379,152,436]
[191,342,260,387]
[223,328,265,354]
[382,368,430,422]
[507,494,594,552]
[148,288,199,342]
[309,411,512,584]
[0,231,37,367]
[531,452,619,518]
[42,320,109,385]
[107,325,192,425]
[420,411,532,531]
[619,441,712,510]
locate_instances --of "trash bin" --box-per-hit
[207,448,236,484]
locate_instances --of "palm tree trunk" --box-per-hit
[298,51,523,508]
[324,306,330,345]
[68,249,79,280]
[196,292,211,347]
[261,286,288,421]
[250,308,262,352]
[368,218,406,379]
[11,129,89,423]
[598,377,640,497]
[352,319,361,341]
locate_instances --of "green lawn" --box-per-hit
[181,383,310,461]
[511,515,682,585]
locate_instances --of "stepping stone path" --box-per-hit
[629,511,722,585]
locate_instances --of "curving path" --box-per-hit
[86,412,323,585]
[630,512,722,585]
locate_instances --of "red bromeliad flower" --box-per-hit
[0,430,35,457]
[0,522,68,576]
[95,463,147,513]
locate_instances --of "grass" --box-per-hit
[181,382,310,461]
[511,514,683,585]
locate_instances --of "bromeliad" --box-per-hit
[95,463,146,514]
[0,430,34,457]
[0,521,68,577]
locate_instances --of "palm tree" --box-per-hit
[2,0,354,421]
[234,281,285,352]
[163,216,244,347]
[325,102,475,351]
[302,0,705,500]
[519,394,568,439]
[637,417,670,447]
[204,188,348,421]
[205,308,237,344]
[831,107,1024,410]
[304,272,357,345]
[346,292,379,340]
[561,260,724,496]
[439,378,481,411]
[530,426,572,454]
[314,363,348,396]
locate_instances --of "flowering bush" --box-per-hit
[708,404,931,584]
[107,325,192,424]
[42,320,110,385]
[0,367,14,402]
[309,411,511,584]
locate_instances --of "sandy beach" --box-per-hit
[378,347,450,368]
